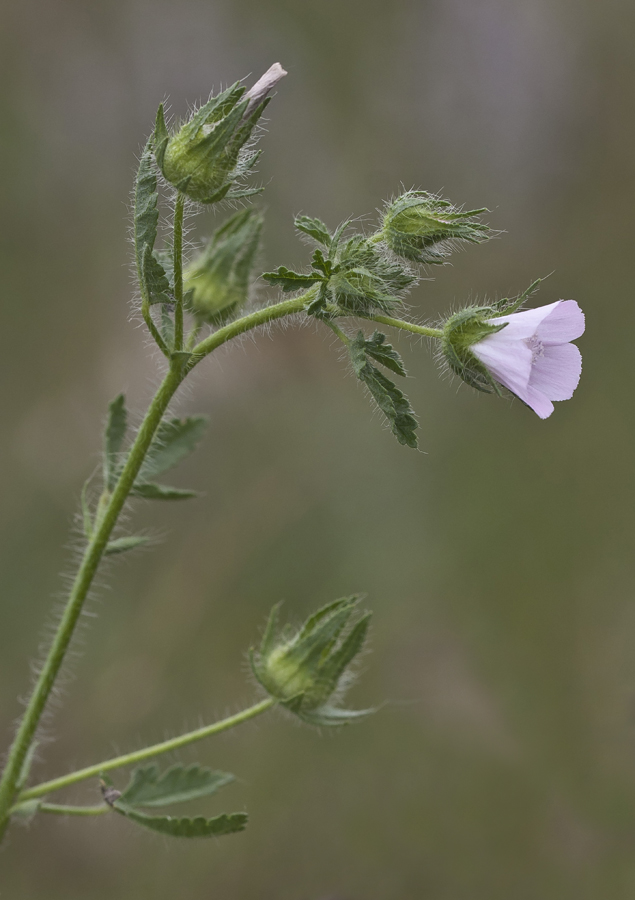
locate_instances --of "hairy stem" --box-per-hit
[0,293,315,839]
[173,192,185,352]
[0,363,185,837]
[19,699,275,802]
[9,801,111,817]
[366,313,443,340]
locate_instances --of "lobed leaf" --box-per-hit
[353,331,407,378]
[294,215,332,247]
[113,803,247,838]
[119,764,234,808]
[350,341,418,448]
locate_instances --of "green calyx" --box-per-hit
[250,597,374,726]
[381,190,492,264]
[184,209,263,325]
[153,84,267,204]
[441,307,506,394]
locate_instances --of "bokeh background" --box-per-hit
[1,0,634,897]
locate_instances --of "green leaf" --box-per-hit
[350,338,418,448]
[104,394,128,491]
[311,249,333,277]
[105,536,151,556]
[113,803,247,838]
[141,243,172,305]
[131,483,198,501]
[119,764,234,808]
[294,215,332,247]
[354,331,407,377]
[319,612,371,686]
[138,416,208,481]
[261,267,322,292]
[153,103,169,170]
[134,138,160,268]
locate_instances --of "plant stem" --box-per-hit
[9,801,110,817]
[173,192,185,352]
[0,363,185,838]
[19,699,275,803]
[366,313,443,340]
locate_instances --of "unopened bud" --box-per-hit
[184,209,263,325]
[250,597,373,727]
[154,64,286,204]
[381,191,491,264]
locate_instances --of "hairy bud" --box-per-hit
[154,63,286,204]
[381,190,491,264]
[441,307,506,393]
[250,597,373,726]
[184,209,263,325]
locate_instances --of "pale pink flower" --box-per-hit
[471,300,585,418]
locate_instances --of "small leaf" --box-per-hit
[139,416,208,481]
[294,215,332,247]
[134,138,160,270]
[262,267,322,292]
[104,394,128,491]
[120,764,234,808]
[320,612,371,687]
[349,341,418,449]
[113,803,247,838]
[131,483,198,501]
[358,331,407,377]
[105,536,151,556]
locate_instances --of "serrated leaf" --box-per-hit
[349,342,418,448]
[119,764,234,808]
[131,483,198,501]
[113,803,247,838]
[105,535,151,556]
[134,138,160,269]
[138,416,208,482]
[104,394,128,491]
[294,215,331,247]
[352,331,407,377]
[141,243,172,305]
[262,267,322,292]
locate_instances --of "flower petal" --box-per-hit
[528,342,582,401]
[516,384,555,419]
[472,333,533,396]
[488,302,560,340]
[536,300,585,344]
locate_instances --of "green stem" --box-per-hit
[9,801,111,817]
[0,363,185,837]
[188,293,312,366]
[366,314,443,340]
[0,288,314,839]
[324,320,351,346]
[173,192,185,352]
[19,699,275,803]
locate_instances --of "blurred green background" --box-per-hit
[1,0,634,897]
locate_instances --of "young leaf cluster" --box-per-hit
[263,215,416,317]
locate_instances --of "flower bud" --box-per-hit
[381,190,491,264]
[250,597,373,726]
[154,63,287,204]
[184,209,263,325]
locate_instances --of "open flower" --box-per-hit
[471,300,585,418]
